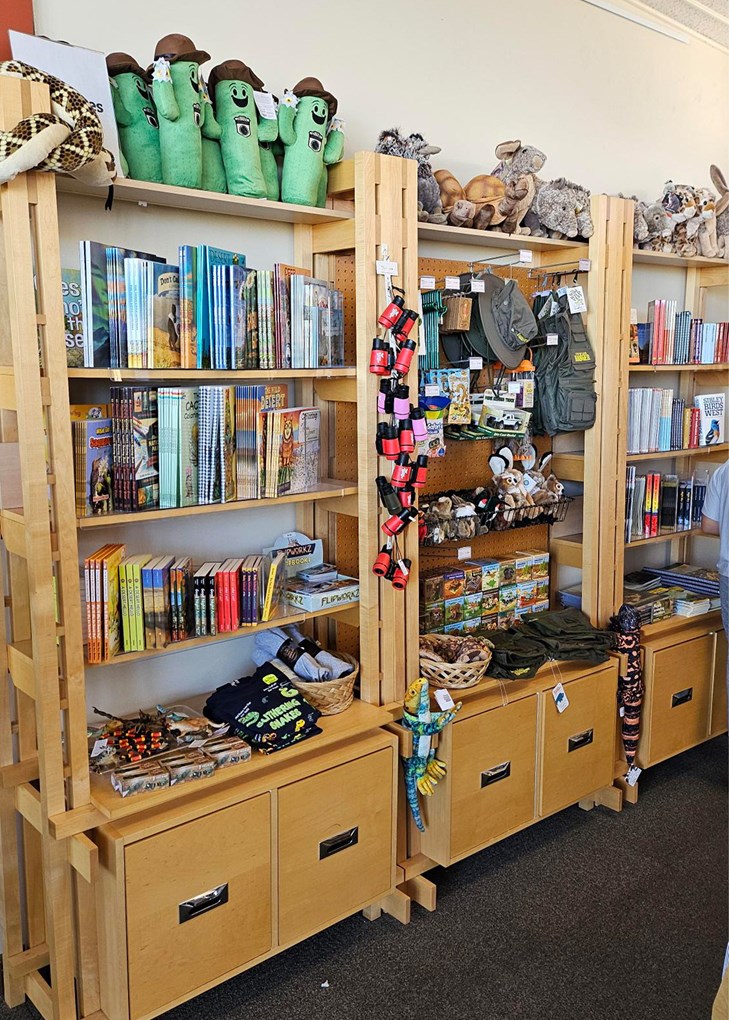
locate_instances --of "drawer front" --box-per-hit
[647,633,713,764]
[450,696,537,860]
[540,669,616,816]
[278,748,393,945]
[125,794,271,1020]
[711,630,727,738]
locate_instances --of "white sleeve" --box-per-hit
[702,467,723,521]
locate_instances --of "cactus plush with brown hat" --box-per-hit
[150,33,211,189]
[107,52,162,182]
[279,77,343,207]
[198,74,227,193]
[208,59,278,199]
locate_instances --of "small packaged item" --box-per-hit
[463,592,483,620]
[496,558,517,586]
[472,559,499,591]
[163,751,216,786]
[480,613,499,632]
[498,609,516,629]
[499,584,518,613]
[535,577,550,602]
[425,603,445,631]
[514,606,532,622]
[442,569,465,600]
[533,600,550,615]
[462,617,482,634]
[444,620,464,634]
[202,736,251,768]
[444,597,464,625]
[528,550,550,579]
[420,568,445,606]
[513,553,533,582]
[482,590,499,616]
[517,581,537,608]
[111,761,170,798]
[462,564,482,595]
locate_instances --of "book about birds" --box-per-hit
[694,392,724,446]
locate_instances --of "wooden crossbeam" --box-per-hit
[5,943,50,979]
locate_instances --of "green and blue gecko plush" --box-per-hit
[150,33,212,190]
[106,52,162,182]
[208,60,278,199]
[278,77,344,207]
[401,677,461,832]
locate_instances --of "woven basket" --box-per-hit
[292,654,359,715]
[420,656,490,690]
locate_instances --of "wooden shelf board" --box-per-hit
[627,443,729,462]
[89,697,390,822]
[68,367,356,382]
[625,527,706,548]
[629,364,729,373]
[549,533,583,568]
[417,223,584,252]
[639,609,722,641]
[56,175,354,226]
[86,602,359,669]
[632,249,728,268]
[76,481,357,529]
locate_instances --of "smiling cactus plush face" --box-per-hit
[208,60,278,199]
[107,52,162,182]
[279,77,344,207]
[150,34,210,190]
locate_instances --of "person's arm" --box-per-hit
[702,513,720,536]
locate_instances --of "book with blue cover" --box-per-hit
[195,246,246,368]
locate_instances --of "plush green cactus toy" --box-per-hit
[106,52,162,182]
[259,138,280,201]
[208,60,278,199]
[199,73,227,193]
[150,34,210,190]
[278,77,344,207]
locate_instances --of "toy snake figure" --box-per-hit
[401,677,461,831]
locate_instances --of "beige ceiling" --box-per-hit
[638,0,728,47]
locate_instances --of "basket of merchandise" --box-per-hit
[419,633,493,689]
[292,652,360,715]
[419,489,572,545]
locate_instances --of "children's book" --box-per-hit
[149,263,181,369]
[195,246,246,368]
[73,417,113,516]
[178,244,197,369]
[261,549,286,622]
[62,268,85,368]
[132,388,159,510]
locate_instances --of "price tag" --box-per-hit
[521,379,534,408]
[417,735,432,757]
[445,276,460,290]
[552,682,569,713]
[188,738,207,748]
[469,356,483,370]
[420,275,436,290]
[619,706,625,717]
[424,383,439,397]
[507,381,521,394]
[567,285,587,314]
[625,765,642,787]
[457,545,472,560]
[397,558,410,576]
[522,474,538,493]
[434,688,456,711]
[557,285,568,298]
[519,249,534,264]
[111,369,123,382]
[578,258,591,272]
[630,307,638,325]
[91,738,109,758]
[546,333,559,346]
[376,260,398,276]
[253,90,277,119]
[471,277,485,293]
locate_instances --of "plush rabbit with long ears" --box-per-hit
[489,447,534,508]
[710,165,729,259]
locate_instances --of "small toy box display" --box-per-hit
[263,532,359,612]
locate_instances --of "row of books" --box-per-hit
[72,384,321,517]
[75,241,345,371]
[84,543,287,662]
[646,563,720,598]
[627,389,725,453]
[637,301,729,365]
[624,469,707,543]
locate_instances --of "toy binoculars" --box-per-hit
[393,339,417,376]
[391,558,412,590]
[372,545,393,577]
[376,475,401,513]
[369,338,392,375]
[377,295,405,329]
[392,308,418,342]
[381,505,418,537]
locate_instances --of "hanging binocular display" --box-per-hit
[369,275,423,590]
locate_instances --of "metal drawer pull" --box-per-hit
[178,883,228,924]
[568,728,594,752]
[481,761,511,787]
[319,826,359,860]
[672,687,693,708]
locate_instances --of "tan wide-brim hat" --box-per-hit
[152,34,210,66]
[106,52,148,79]
[291,76,338,116]
[208,60,265,102]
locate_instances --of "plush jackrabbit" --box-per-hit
[489,448,534,508]
[710,165,729,259]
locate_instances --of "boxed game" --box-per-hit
[463,592,483,620]
[444,597,464,625]
[462,564,482,595]
[517,581,537,608]
[442,569,466,600]
[499,584,518,612]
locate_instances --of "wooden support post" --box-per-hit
[578,785,623,813]
[402,875,437,912]
[379,888,411,925]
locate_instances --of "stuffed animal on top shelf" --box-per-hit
[489,448,534,508]
[106,52,162,183]
[661,181,700,258]
[636,199,672,251]
[208,60,279,199]
[150,34,211,190]
[694,187,719,258]
[259,133,282,201]
[491,139,547,235]
[279,77,343,207]
[375,129,447,223]
[536,178,594,239]
[433,169,526,231]
[710,165,729,259]
[0,60,116,187]
[198,74,226,193]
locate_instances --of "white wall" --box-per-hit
[33,0,729,200]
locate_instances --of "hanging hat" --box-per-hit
[152,34,210,66]
[290,76,338,116]
[207,60,266,103]
[106,52,148,79]
[467,274,538,369]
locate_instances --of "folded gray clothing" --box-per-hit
[253,628,331,681]
[283,625,353,679]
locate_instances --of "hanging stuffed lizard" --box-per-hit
[401,677,461,832]
[278,76,343,207]
[0,60,115,187]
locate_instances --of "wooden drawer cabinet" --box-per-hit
[125,795,271,1020]
[278,748,394,944]
[711,629,727,738]
[539,670,617,816]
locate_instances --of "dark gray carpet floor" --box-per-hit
[5,736,728,1020]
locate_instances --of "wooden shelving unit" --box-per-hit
[626,443,728,462]
[417,222,585,252]
[69,367,357,381]
[625,527,703,548]
[630,363,729,373]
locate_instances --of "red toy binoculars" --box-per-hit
[377,295,405,330]
[369,338,392,375]
[391,558,412,590]
[382,505,418,537]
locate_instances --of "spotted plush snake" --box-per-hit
[0,60,115,186]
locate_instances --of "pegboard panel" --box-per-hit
[337,252,357,366]
[419,525,549,564]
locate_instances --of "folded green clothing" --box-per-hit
[486,609,615,680]
[486,629,548,680]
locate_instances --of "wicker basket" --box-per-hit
[292,653,359,715]
[420,656,490,690]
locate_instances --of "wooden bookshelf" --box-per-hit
[68,367,357,381]
[632,248,728,268]
[86,601,359,669]
[75,480,358,529]
[417,222,585,252]
[629,364,729,373]
[625,527,705,548]
[626,443,729,462]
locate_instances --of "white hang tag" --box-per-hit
[397,558,410,575]
[188,737,207,748]
[445,276,460,290]
[521,379,534,408]
[507,381,521,394]
[519,249,533,264]
[578,258,591,272]
[546,333,559,346]
[522,474,538,494]
[625,765,642,787]
[424,383,439,397]
[91,738,109,758]
[253,91,277,120]
[417,735,432,757]
[630,307,638,325]
[567,286,587,314]
[557,285,568,298]
[434,688,456,711]
[619,706,625,717]
[420,275,436,290]
[471,277,485,293]
[469,356,483,370]
[457,545,472,560]
[552,682,569,713]
[376,260,398,276]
